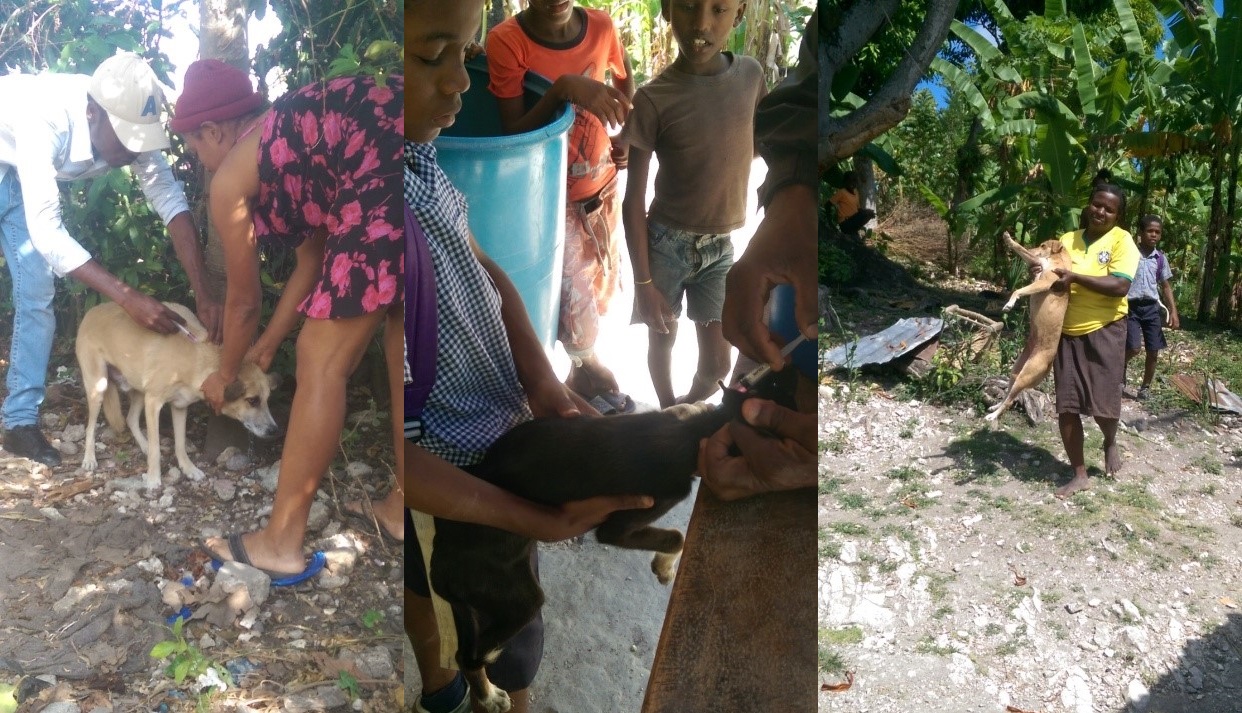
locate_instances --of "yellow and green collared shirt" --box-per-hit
[1058,226,1140,336]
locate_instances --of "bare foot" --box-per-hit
[1104,442,1123,475]
[1054,473,1091,500]
[674,372,721,405]
[343,497,403,543]
[566,360,620,399]
[202,531,308,576]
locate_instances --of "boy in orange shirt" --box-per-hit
[486,0,636,413]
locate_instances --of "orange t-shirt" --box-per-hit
[486,7,628,202]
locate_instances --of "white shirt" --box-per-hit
[0,72,190,276]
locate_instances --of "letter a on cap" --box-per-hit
[142,95,157,117]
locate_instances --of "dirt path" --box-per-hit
[0,381,405,712]
[817,384,1242,713]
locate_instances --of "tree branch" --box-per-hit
[821,0,961,165]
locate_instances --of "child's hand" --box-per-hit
[635,283,675,334]
[556,74,631,130]
[610,136,629,170]
[528,494,655,541]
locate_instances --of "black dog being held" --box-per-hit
[428,368,798,709]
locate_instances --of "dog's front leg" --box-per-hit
[462,668,512,713]
[171,405,205,481]
[1002,278,1055,312]
[143,398,164,491]
[81,387,103,472]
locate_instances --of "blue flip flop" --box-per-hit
[204,533,326,587]
[588,392,636,416]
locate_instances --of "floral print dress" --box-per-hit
[252,74,404,319]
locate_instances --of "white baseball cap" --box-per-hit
[88,52,170,153]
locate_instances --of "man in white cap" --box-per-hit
[0,51,220,466]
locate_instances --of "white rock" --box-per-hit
[345,461,373,479]
[353,645,395,679]
[1168,617,1185,642]
[1127,679,1151,712]
[1060,667,1093,713]
[1121,598,1143,622]
[216,446,242,466]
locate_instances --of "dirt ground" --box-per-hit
[0,362,405,713]
[818,247,1242,713]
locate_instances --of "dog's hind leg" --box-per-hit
[127,396,148,454]
[142,397,164,490]
[986,348,1055,424]
[596,519,685,584]
[170,405,205,481]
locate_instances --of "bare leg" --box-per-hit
[1124,348,1141,385]
[204,310,385,574]
[407,588,458,694]
[345,304,404,540]
[648,323,677,409]
[1096,416,1122,475]
[676,321,730,404]
[1142,350,1158,388]
[565,352,620,399]
[1055,412,1091,499]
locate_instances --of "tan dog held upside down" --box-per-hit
[985,232,1071,424]
[75,302,278,490]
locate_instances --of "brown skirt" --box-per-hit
[1054,318,1126,419]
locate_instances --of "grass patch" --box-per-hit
[819,476,844,496]
[821,431,848,455]
[828,521,869,536]
[837,492,871,510]
[899,416,919,439]
[1191,455,1223,476]
[823,626,864,646]
[884,465,925,481]
[914,635,956,656]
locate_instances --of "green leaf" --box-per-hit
[150,641,179,659]
[1004,92,1079,126]
[172,658,192,683]
[950,20,1001,65]
[917,183,949,218]
[1071,24,1098,117]
[957,184,1026,214]
[861,143,901,177]
[1113,0,1146,55]
[1096,59,1132,130]
[931,58,994,130]
[1214,12,1242,114]
[1045,0,1067,19]
[995,119,1038,137]
[1037,121,1083,199]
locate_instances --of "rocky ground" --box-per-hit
[817,380,1242,713]
[0,374,405,713]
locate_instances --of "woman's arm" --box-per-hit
[247,231,325,370]
[201,130,263,408]
[405,440,651,541]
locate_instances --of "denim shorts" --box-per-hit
[633,222,734,325]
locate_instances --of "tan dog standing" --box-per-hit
[985,232,1072,424]
[76,302,279,489]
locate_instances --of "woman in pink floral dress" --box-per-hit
[172,59,404,580]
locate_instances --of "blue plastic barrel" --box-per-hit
[770,284,817,377]
[434,57,573,349]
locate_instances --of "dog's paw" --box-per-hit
[652,552,680,585]
[183,465,206,482]
[1002,301,1015,312]
[142,471,162,491]
[81,454,97,472]
[475,687,512,713]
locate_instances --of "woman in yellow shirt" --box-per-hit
[1047,183,1140,499]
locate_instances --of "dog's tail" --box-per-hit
[102,383,125,436]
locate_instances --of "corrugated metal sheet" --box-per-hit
[821,317,943,370]
[1169,374,1242,414]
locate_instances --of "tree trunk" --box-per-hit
[1214,139,1240,323]
[199,0,250,305]
[1197,144,1226,321]
[199,0,253,461]
[949,117,983,276]
[853,155,877,232]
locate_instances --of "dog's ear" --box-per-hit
[266,372,281,391]
[1049,242,1064,253]
[223,380,245,402]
